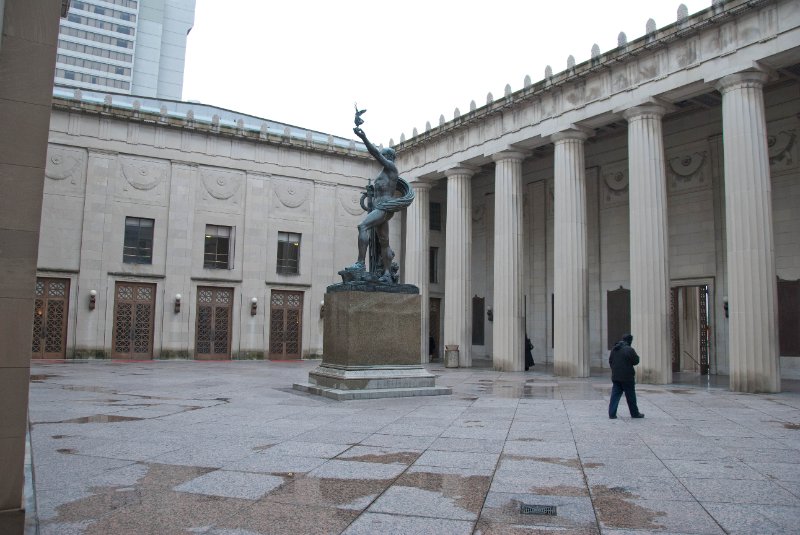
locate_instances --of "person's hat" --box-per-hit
[622,334,633,343]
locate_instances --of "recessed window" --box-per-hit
[429,247,439,284]
[123,217,154,264]
[277,232,301,275]
[430,202,442,231]
[204,225,233,269]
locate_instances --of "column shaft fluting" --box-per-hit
[624,105,672,384]
[491,152,525,371]
[717,71,780,393]
[444,168,475,367]
[405,181,432,362]
[552,131,589,377]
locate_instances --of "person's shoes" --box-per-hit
[525,367,529,371]
[609,415,617,419]
[631,413,645,419]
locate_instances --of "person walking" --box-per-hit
[608,334,644,419]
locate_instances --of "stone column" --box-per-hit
[0,0,61,525]
[444,167,475,367]
[716,71,780,393]
[404,180,432,362]
[491,152,525,371]
[552,131,589,377]
[624,105,672,384]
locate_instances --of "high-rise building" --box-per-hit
[55,0,195,100]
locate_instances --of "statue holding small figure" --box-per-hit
[342,106,414,284]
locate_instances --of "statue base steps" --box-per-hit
[292,289,451,400]
[294,364,451,400]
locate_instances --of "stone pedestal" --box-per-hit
[293,287,451,400]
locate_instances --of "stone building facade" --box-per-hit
[37,89,401,361]
[33,0,800,394]
[398,0,800,392]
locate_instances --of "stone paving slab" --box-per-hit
[24,360,800,534]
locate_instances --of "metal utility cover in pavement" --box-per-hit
[520,504,557,516]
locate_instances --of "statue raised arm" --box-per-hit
[343,109,413,284]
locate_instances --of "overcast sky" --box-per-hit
[183,1,705,147]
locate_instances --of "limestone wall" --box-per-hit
[40,104,379,359]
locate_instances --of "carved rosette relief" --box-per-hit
[337,187,364,218]
[601,163,629,207]
[120,156,167,191]
[768,129,797,172]
[271,177,312,219]
[45,146,85,191]
[200,167,243,201]
[667,151,709,193]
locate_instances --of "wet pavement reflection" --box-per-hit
[25,359,800,535]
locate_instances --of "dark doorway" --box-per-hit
[269,290,303,359]
[195,287,233,360]
[430,297,441,361]
[31,278,70,359]
[670,285,711,375]
[111,282,155,359]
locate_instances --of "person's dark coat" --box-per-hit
[525,336,534,369]
[609,339,639,382]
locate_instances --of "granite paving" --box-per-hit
[24,359,800,534]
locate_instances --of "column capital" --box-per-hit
[409,180,434,191]
[490,150,527,163]
[444,165,478,178]
[623,103,668,121]
[716,70,769,94]
[550,128,590,144]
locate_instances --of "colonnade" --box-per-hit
[403,69,781,393]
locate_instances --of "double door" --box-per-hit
[269,290,303,359]
[112,282,155,359]
[195,286,233,359]
[32,278,70,359]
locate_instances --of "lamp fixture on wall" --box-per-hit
[174,294,181,314]
[320,300,325,318]
[250,297,258,316]
[723,296,728,319]
[487,306,493,322]
[88,289,97,310]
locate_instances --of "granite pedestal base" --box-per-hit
[293,287,451,400]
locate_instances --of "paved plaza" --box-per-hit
[24,359,800,534]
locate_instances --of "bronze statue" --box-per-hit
[343,108,413,284]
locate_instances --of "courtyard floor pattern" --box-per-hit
[23,359,800,535]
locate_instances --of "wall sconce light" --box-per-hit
[250,297,258,316]
[88,289,97,310]
[319,300,325,319]
[487,306,493,322]
[174,294,181,314]
[723,296,728,319]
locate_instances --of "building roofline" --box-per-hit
[52,85,370,158]
[393,0,769,152]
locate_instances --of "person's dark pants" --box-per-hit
[608,380,641,417]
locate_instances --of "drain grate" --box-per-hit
[520,503,557,516]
